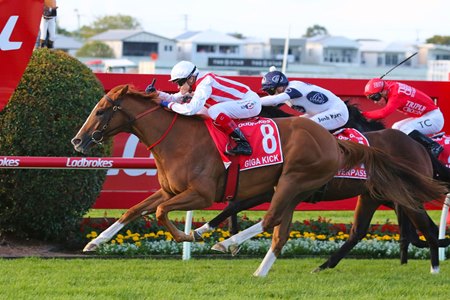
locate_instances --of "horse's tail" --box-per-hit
[337,139,447,210]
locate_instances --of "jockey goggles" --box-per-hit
[262,73,285,95]
[173,66,197,87]
[367,93,382,101]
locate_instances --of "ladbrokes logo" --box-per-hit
[0,16,23,51]
[66,158,114,168]
[0,156,19,167]
[1,0,43,112]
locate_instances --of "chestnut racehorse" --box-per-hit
[207,104,449,276]
[71,85,446,276]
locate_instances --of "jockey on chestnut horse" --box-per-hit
[72,81,446,277]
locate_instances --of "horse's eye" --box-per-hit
[96,110,104,116]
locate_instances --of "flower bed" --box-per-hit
[80,215,450,258]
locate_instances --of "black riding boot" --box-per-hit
[408,130,444,158]
[47,40,54,49]
[226,128,252,156]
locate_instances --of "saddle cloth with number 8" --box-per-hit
[205,117,283,171]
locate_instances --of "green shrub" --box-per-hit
[0,49,111,242]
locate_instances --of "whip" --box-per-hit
[380,52,418,79]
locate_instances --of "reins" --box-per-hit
[92,94,178,151]
[146,113,178,151]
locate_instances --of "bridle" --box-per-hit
[91,94,177,150]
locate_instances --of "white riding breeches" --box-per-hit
[392,108,444,135]
[305,106,349,131]
[207,91,262,120]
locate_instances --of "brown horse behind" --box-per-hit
[205,128,448,275]
[71,85,446,274]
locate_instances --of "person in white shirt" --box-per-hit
[260,67,349,131]
[148,61,261,156]
[39,1,57,48]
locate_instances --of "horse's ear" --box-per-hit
[119,85,129,97]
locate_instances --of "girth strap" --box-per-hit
[221,156,240,202]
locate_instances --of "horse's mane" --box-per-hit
[112,84,207,121]
[343,101,386,132]
[111,84,161,103]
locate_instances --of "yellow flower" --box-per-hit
[382,235,391,241]
[145,233,156,239]
[165,232,173,241]
[135,241,142,247]
[86,231,98,239]
[289,231,300,238]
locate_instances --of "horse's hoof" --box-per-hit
[311,267,322,274]
[211,243,227,253]
[252,270,267,277]
[191,231,204,242]
[83,242,98,252]
[229,243,241,256]
[185,234,194,242]
[174,233,194,243]
[430,266,440,274]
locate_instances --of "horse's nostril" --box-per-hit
[71,138,81,146]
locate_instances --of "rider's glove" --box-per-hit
[145,84,156,93]
[145,79,157,93]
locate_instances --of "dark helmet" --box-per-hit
[261,67,289,95]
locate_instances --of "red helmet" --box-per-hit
[364,78,385,96]
[364,78,385,101]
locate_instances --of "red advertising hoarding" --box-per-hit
[93,74,450,210]
[0,0,43,111]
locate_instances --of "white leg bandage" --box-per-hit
[94,221,124,244]
[194,223,213,236]
[220,221,263,249]
[253,248,277,277]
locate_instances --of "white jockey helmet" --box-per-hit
[170,61,199,83]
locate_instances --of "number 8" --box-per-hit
[261,124,277,154]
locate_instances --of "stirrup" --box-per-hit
[225,143,252,156]
[430,145,444,158]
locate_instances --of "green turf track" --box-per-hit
[1,257,449,299]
